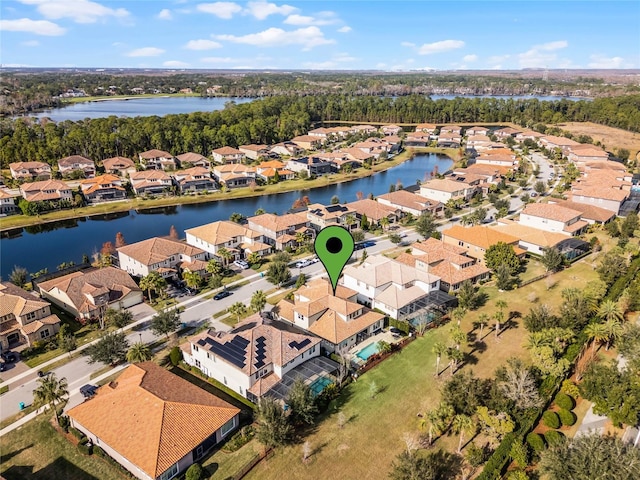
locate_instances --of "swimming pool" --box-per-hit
[309,376,333,396]
[356,342,380,361]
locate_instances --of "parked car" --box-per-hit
[309,257,319,264]
[80,384,98,399]
[362,241,376,248]
[0,362,6,372]
[389,327,403,336]
[213,290,232,300]
[1,351,17,363]
[234,260,249,270]
[296,259,312,268]
[530,192,538,197]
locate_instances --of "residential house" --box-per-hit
[129,170,173,196]
[436,132,462,148]
[211,147,244,165]
[377,190,443,217]
[398,238,490,292]
[327,126,352,138]
[0,189,18,215]
[314,151,362,172]
[79,174,127,203]
[138,149,177,171]
[290,135,323,151]
[20,180,72,203]
[515,130,544,141]
[286,157,333,177]
[567,145,609,164]
[172,167,216,194]
[37,267,143,322]
[277,278,385,353]
[439,125,463,135]
[58,155,96,178]
[247,212,314,250]
[238,144,271,161]
[351,124,378,135]
[475,148,518,167]
[340,148,374,164]
[404,131,432,147]
[353,138,390,158]
[102,157,136,178]
[538,135,580,154]
[453,164,510,184]
[9,161,52,181]
[307,203,360,231]
[212,164,256,189]
[519,203,588,236]
[465,126,489,136]
[175,152,211,169]
[68,363,240,480]
[117,236,208,279]
[569,184,629,214]
[269,142,304,157]
[255,160,295,182]
[441,225,525,265]
[185,221,271,263]
[550,200,615,225]
[341,255,443,320]
[183,313,325,402]
[381,124,403,136]
[493,127,522,139]
[415,123,437,134]
[489,220,589,258]
[419,178,478,203]
[0,282,61,351]
[344,199,402,228]
[307,127,333,140]
[466,134,493,152]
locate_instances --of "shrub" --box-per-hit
[169,346,181,366]
[542,411,560,429]
[554,392,575,410]
[387,318,410,334]
[185,463,203,480]
[69,427,86,441]
[58,414,70,432]
[561,379,580,398]
[93,446,106,458]
[77,441,92,455]
[222,426,255,453]
[557,408,576,426]
[526,432,546,453]
[544,429,565,446]
[465,442,490,467]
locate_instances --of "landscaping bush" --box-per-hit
[222,426,255,453]
[542,411,560,429]
[185,463,203,480]
[554,392,575,410]
[560,379,580,398]
[77,438,92,455]
[69,427,86,441]
[387,318,410,335]
[526,432,546,453]
[557,408,576,426]
[58,414,70,432]
[544,429,565,447]
[93,446,106,458]
[465,442,490,467]
[169,346,181,366]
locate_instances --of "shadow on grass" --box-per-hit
[0,444,33,464]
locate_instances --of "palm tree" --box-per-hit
[449,325,467,350]
[345,214,356,231]
[247,252,261,266]
[379,217,390,232]
[477,313,489,339]
[432,342,446,377]
[228,302,247,323]
[604,318,623,350]
[295,231,308,249]
[217,247,233,267]
[206,258,223,276]
[182,270,201,291]
[251,290,267,313]
[126,342,152,363]
[33,373,68,422]
[452,414,475,453]
[494,310,504,340]
[584,322,608,354]
[451,306,467,326]
[139,271,166,301]
[598,299,623,324]
[446,347,464,376]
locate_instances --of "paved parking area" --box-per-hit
[127,302,156,321]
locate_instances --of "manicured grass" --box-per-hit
[0,415,128,480]
[0,385,8,396]
[204,441,262,480]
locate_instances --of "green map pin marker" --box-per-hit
[315,225,355,295]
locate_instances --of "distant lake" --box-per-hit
[22,94,588,122]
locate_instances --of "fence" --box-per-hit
[230,448,274,480]
[355,335,417,376]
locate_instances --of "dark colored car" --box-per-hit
[80,384,98,399]
[213,290,232,300]
[389,327,403,336]
[362,241,376,248]
[0,362,6,372]
[1,351,17,363]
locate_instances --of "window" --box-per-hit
[159,463,179,480]
[40,329,50,339]
[220,417,236,438]
[195,360,201,368]
[195,445,204,459]
[26,312,36,320]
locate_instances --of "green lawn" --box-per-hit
[203,441,262,480]
[0,415,129,480]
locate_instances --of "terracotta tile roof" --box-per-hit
[291,135,322,144]
[9,161,50,171]
[214,164,255,174]
[466,134,492,142]
[248,212,308,233]
[80,174,123,194]
[540,135,581,147]
[570,185,629,202]
[415,123,437,131]
[552,200,615,223]
[458,164,511,177]
[258,160,285,169]
[494,127,521,135]
[139,149,172,159]
[0,189,15,199]
[19,180,71,201]
[58,155,94,167]
[582,160,627,172]
[0,319,20,335]
[117,237,205,266]
[563,219,589,233]
[102,157,135,170]
[191,314,320,375]
[176,152,209,164]
[129,170,171,182]
[421,178,472,193]
[344,255,440,289]
[173,166,211,178]
[438,132,462,140]
[490,223,570,248]
[248,372,281,397]
[68,363,239,479]
[239,144,269,153]
[21,314,60,335]
[410,237,470,263]
[406,131,432,140]
[340,148,374,161]
[442,225,520,250]
[428,259,490,287]
[344,199,399,221]
[377,190,440,212]
[521,203,582,222]
[212,146,243,155]
[307,203,356,220]
[38,267,140,314]
[185,220,260,246]
[0,282,50,318]
[309,309,384,344]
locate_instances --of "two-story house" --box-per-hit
[255,160,296,182]
[79,174,127,203]
[493,127,522,139]
[175,152,211,169]
[212,164,256,189]
[117,237,208,279]
[37,267,142,322]
[172,167,216,193]
[439,125,463,135]
[519,203,588,236]
[102,156,136,178]
[441,225,525,265]
[286,157,333,177]
[0,189,18,216]
[211,147,244,165]
[381,124,403,136]
[238,144,272,161]
[247,212,315,250]
[0,282,61,350]
[138,149,177,170]
[185,221,271,263]
[436,132,462,148]
[129,170,173,196]
[183,313,326,402]
[377,190,443,217]
[415,123,437,134]
[306,203,360,231]
[419,178,477,204]
[404,131,432,147]
[290,135,324,151]
[269,142,304,157]
[465,126,489,136]
[9,161,52,181]
[277,279,385,353]
[19,180,72,203]
[344,199,402,229]
[58,155,96,178]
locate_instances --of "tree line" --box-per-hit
[1,94,639,169]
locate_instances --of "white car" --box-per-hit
[296,259,312,268]
[234,260,249,270]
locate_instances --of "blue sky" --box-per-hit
[1,1,639,70]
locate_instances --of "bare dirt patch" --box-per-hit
[557,121,640,162]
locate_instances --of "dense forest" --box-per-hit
[1,94,639,168]
[2,70,635,116]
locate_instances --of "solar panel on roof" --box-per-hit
[288,338,312,350]
[207,335,248,368]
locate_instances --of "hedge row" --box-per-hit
[387,317,411,335]
[542,411,560,429]
[558,408,576,426]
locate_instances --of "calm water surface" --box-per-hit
[0,153,452,275]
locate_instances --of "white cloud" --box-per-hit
[488,54,510,66]
[19,0,130,24]
[418,40,465,55]
[21,40,40,46]
[200,56,237,64]
[216,26,334,50]
[588,54,630,68]
[163,60,190,68]
[337,26,351,33]
[185,39,222,50]
[126,47,165,57]
[284,11,338,26]
[0,18,66,36]
[518,40,568,68]
[401,41,415,48]
[245,1,297,20]
[196,2,242,19]
[157,9,172,20]
[463,54,478,62]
